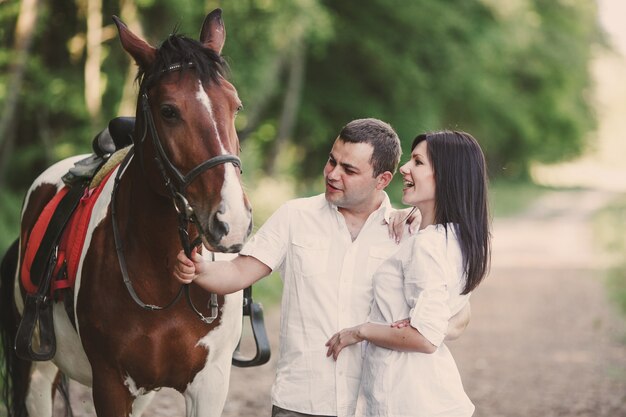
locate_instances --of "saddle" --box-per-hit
[15,118,134,361]
[16,118,270,367]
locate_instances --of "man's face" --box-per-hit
[323,139,381,211]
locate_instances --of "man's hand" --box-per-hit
[390,318,410,328]
[173,247,205,284]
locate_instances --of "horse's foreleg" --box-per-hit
[183,359,232,417]
[25,361,59,416]
[91,368,135,417]
[183,291,243,417]
[131,391,156,417]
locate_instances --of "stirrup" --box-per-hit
[232,286,271,367]
[15,293,56,361]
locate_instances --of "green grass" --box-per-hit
[593,194,626,317]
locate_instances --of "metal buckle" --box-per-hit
[173,192,194,218]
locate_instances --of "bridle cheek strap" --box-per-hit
[114,90,241,324]
[140,92,241,191]
[139,92,241,252]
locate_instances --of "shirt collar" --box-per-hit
[379,192,393,225]
[327,191,393,224]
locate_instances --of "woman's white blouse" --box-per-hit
[356,224,475,417]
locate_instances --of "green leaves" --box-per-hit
[0,0,602,194]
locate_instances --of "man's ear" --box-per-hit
[376,171,393,190]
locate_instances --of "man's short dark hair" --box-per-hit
[338,118,401,177]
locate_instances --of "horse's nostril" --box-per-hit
[211,213,229,239]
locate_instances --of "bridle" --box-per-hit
[139,86,241,251]
[112,63,241,323]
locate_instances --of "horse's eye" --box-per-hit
[160,105,179,120]
[235,105,243,115]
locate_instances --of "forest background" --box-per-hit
[0,0,605,256]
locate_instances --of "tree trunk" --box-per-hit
[0,0,41,187]
[85,0,103,127]
[265,41,306,176]
[238,51,289,142]
[116,0,145,117]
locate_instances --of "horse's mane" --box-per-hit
[137,33,229,91]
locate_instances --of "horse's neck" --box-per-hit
[116,162,181,257]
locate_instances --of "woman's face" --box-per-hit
[399,140,435,213]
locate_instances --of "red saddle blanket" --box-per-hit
[21,169,116,296]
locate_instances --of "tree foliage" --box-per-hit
[0,0,603,251]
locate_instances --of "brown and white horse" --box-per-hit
[0,9,252,416]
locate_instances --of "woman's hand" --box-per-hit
[390,318,411,328]
[173,247,205,284]
[325,325,364,361]
[387,207,421,243]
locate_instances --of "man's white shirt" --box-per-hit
[240,193,399,417]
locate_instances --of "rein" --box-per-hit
[112,66,241,323]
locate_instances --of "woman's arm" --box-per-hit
[325,322,436,361]
[391,302,471,341]
[173,248,271,294]
[327,301,471,360]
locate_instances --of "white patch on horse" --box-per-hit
[195,81,225,153]
[21,155,86,219]
[74,163,119,345]
[124,374,148,397]
[219,164,250,245]
[183,252,243,416]
[25,361,59,416]
[52,302,92,386]
[195,82,250,248]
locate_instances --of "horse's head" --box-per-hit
[113,10,252,253]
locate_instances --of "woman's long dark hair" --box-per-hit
[412,131,491,294]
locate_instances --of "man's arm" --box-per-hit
[173,249,272,294]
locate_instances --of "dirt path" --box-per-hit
[56,189,626,416]
[450,189,626,417]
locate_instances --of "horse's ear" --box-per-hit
[199,9,225,55]
[112,16,156,69]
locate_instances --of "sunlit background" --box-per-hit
[533,0,626,191]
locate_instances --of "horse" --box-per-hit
[0,9,254,416]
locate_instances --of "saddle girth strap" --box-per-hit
[16,180,88,361]
[29,181,89,287]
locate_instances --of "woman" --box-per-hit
[325,130,491,417]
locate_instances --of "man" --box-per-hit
[174,118,469,417]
